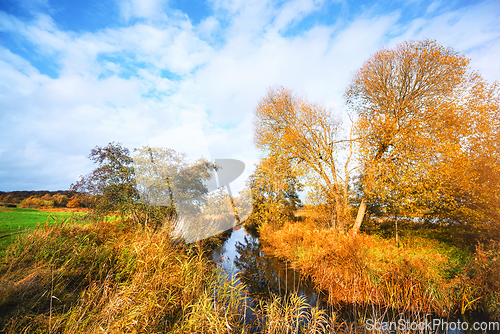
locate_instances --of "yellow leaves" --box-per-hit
[345,39,500,226]
[254,87,354,228]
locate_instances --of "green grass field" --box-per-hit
[0,207,86,247]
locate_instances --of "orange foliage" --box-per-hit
[254,87,353,229]
[260,221,453,315]
[66,197,81,208]
[346,39,500,232]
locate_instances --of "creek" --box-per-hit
[212,225,322,306]
[212,225,499,334]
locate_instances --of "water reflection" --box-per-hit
[213,226,322,307]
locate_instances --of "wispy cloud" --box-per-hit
[0,0,499,190]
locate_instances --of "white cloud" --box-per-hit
[119,0,168,21]
[177,11,402,129]
[0,0,499,190]
[146,122,213,162]
[273,0,325,32]
[426,1,440,14]
[0,48,48,95]
[196,16,220,40]
[394,0,500,81]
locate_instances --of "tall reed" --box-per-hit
[258,220,479,317]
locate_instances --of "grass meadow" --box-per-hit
[0,207,87,249]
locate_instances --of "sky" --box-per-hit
[0,0,499,192]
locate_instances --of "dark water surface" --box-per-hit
[212,226,322,306]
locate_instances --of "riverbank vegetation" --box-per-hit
[250,40,500,321]
[1,39,499,332]
[0,218,233,333]
[259,220,500,320]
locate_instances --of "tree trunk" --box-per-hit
[395,212,399,245]
[352,197,367,234]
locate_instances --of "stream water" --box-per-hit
[212,226,500,334]
[212,225,322,306]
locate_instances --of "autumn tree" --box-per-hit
[133,146,210,220]
[65,197,80,208]
[247,156,303,228]
[52,194,69,207]
[254,87,353,229]
[346,39,500,234]
[433,79,500,234]
[203,188,235,220]
[73,142,216,232]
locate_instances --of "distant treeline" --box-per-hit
[0,190,87,208]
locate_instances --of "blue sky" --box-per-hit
[0,0,499,192]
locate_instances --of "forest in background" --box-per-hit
[0,191,86,209]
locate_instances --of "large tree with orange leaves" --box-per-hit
[346,39,500,234]
[254,87,353,230]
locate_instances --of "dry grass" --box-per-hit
[0,220,243,333]
[2,217,498,333]
[36,208,90,213]
[456,241,500,320]
[259,220,494,318]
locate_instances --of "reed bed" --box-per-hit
[1,217,498,333]
[259,220,500,320]
[0,219,234,333]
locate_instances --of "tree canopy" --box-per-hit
[72,142,139,221]
[254,87,353,229]
[247,155,303,228]
[72,143,213,232]
[345,39,500,233]
[252,39,500,236]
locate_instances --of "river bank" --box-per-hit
[257,220,500,322]
[212,221,500,333]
